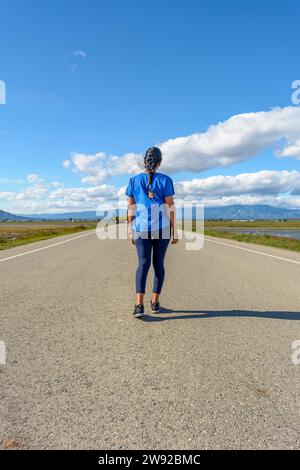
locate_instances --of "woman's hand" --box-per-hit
[128,225,135,245]
[164,196,178,245]
[127,197,136,245]
[171,230,179,244]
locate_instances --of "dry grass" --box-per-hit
[0,222,97,250]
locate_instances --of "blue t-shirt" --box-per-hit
[126,172,175,233]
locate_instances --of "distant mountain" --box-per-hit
[18,211,103,220]
[204,204,300,220]
[0,210,28,221]
[17,204,300,221]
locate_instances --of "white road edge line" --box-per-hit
[0,231,96,264]
[205,236,300,265]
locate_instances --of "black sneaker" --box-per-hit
[150,301,160,313]
[133,304,144,318]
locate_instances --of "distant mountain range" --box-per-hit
[18,211,104,220]
[0,210,28,221]
[1,204,300,222]
[204,204,300,220]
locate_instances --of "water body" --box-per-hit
[215,228,300,240]
[239,230,300,240]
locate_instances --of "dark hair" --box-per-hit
[144,147,162,195]
[144,147,162,173]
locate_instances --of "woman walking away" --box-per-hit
[126,146,178,318]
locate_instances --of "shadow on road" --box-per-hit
[141,308,300,322]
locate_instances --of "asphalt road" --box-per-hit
[1,229,300,449]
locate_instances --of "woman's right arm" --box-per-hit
[127,196,136,244]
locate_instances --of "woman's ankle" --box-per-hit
[136,294,144,305]
[151,294,160,303]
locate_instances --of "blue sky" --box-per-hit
[0,0,300,213]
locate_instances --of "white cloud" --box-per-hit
[50,184,119,202]
[160,107,300,173]
[0,185,47,204]
[2,169,300,214]
[18,185,48,200]
[67,50,87,74]
[63,160,71,169]
[26,173,44,184]
[189,194,300,209]
[277,139,300,159]
[0,179,120,214]
[175,170,300,198]
[73,50,87,59]
[65,151,142,184]
[63,106,300,183]
[4,107,300,214]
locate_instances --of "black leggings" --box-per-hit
[135,237,170,294]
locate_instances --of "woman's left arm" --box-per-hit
[165,196,179,244]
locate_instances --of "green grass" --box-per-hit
[179,220,300,252]
[204,219,300,229]
[204,229,300,252]
[0,222,97,250]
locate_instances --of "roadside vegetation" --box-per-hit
[204,219,300,229]
[0,222,97,250]
[181,220,300,252]
[204,229,300,252]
